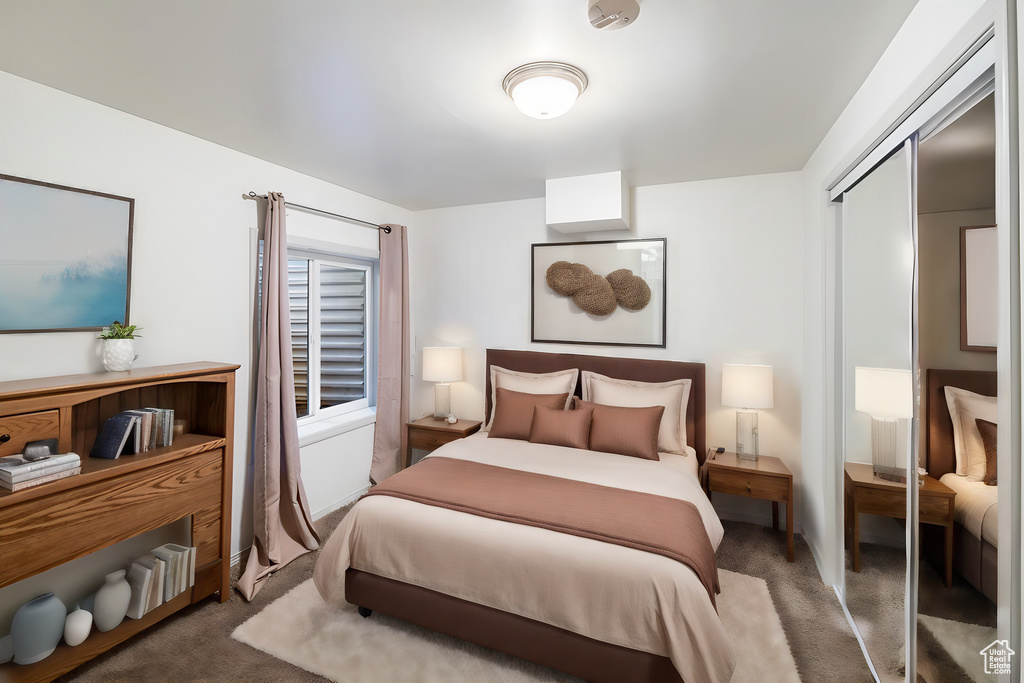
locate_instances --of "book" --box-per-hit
[0,466,81,491]
[125,559,153,619]
[145,408,175,447]
[136,554,165,613]
[90,412,139,459]
[0,459,81,485]
[0,452,80,478]
[151,545,182,601]
[162,543,196,592]
[124,409,159,452]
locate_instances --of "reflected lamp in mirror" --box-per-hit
[422,347,463,420]
[855,366,913,483]
[721,364,774,461]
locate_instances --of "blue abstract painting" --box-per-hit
[0,175,133,333]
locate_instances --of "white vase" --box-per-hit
[93,570,131,632]
[63,607,92,647]
[11,593,66,665]
[101,339,137,372]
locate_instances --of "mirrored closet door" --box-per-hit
[840,137,917,683]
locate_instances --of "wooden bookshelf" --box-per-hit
[0,362,238,682]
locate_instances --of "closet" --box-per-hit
[830,31,1018,682]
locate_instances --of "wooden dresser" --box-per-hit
[0,362,238,683]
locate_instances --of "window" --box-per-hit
[287,247,377,421]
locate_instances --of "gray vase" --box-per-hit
[11,592,67,665]
[93,570,131,632]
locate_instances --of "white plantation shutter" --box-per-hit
[284,252,374,421]
[319,264,367,406]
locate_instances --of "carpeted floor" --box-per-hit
[57,510,871,682]
[844,541,997,683]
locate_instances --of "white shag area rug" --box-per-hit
[232,569,799,683]
[918,614,998,682]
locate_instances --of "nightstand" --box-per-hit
[844,462,955,587]
[705,451,794,562]
[405,416,482,468]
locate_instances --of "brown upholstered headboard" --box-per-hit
[925,368,997,478]
[484,349,707,464]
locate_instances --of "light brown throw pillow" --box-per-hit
[575,399,664,461]
[976,418,998,486]
[529,404,593,450]
[488,388,571,441]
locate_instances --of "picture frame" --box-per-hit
[960,224,997,352]
[532,238,666,347]
[0,174,134,334]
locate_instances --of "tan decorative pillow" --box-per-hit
[976,418,998,486]
[529,404,593,450]
[575,399,664,461]
[581,371,690,453]
[484,366,578,432]
[488,388,571,441]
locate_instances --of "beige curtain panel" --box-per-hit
[237,191,321,601]
[370,224,410,483]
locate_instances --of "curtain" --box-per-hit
[369,224,410,483]
[237,191,321,601]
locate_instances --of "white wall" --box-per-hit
[409,172,806,527]
[0,70,411,569]
[800,0,994,585]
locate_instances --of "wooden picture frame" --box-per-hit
[531,238,666,347]
[960,224,997,352]
[0,174,134,334]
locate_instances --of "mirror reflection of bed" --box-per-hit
[916,369,998,678]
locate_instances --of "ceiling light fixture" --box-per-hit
[502,62,588,120]
[588,0,642,30]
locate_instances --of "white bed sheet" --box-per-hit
[314,434,733,683]
[939,473,998,547]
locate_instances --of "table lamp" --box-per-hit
[855,366,913,482]
[422,347,463,420]
[722,364,774,460]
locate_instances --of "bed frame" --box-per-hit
[347,349,708,683]
[924,368,998,601]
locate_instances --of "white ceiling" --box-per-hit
[0,0,919,211]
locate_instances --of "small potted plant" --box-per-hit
[98,321,142,372]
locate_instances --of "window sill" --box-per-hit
[298,407,377,447]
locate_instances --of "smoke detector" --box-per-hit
[588,0,641,30]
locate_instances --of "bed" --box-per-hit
[313,349,735,683]
[924,368,998,602]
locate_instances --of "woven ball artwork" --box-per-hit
[545,261,651,316]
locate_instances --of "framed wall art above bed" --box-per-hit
[532,237,666,347]
[0,173,134,334]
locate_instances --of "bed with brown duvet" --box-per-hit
[313,349,735,683]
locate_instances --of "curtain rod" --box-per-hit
[243,191,392,234]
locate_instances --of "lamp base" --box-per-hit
[735,409,759,461]
[433,383,451,421]
[871,416,907,482]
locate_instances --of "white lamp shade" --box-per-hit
[422,347,463,383]
[855,366,912,418]
[722,364,774,409]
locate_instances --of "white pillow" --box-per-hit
[944,385,997,481]
[484,366,578,432]
[581,371,691,453]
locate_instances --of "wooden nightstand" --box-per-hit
[705,451,794,562]
[405,416,482,468]
[844,462,956,587]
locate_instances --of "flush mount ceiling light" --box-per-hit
[502,62,588,119]
[588,0,642,30]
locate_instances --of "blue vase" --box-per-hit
[11,593,67,665]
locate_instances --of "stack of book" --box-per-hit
[91,407,175,460]
[125,543,196,619]
[0,452,81,491]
